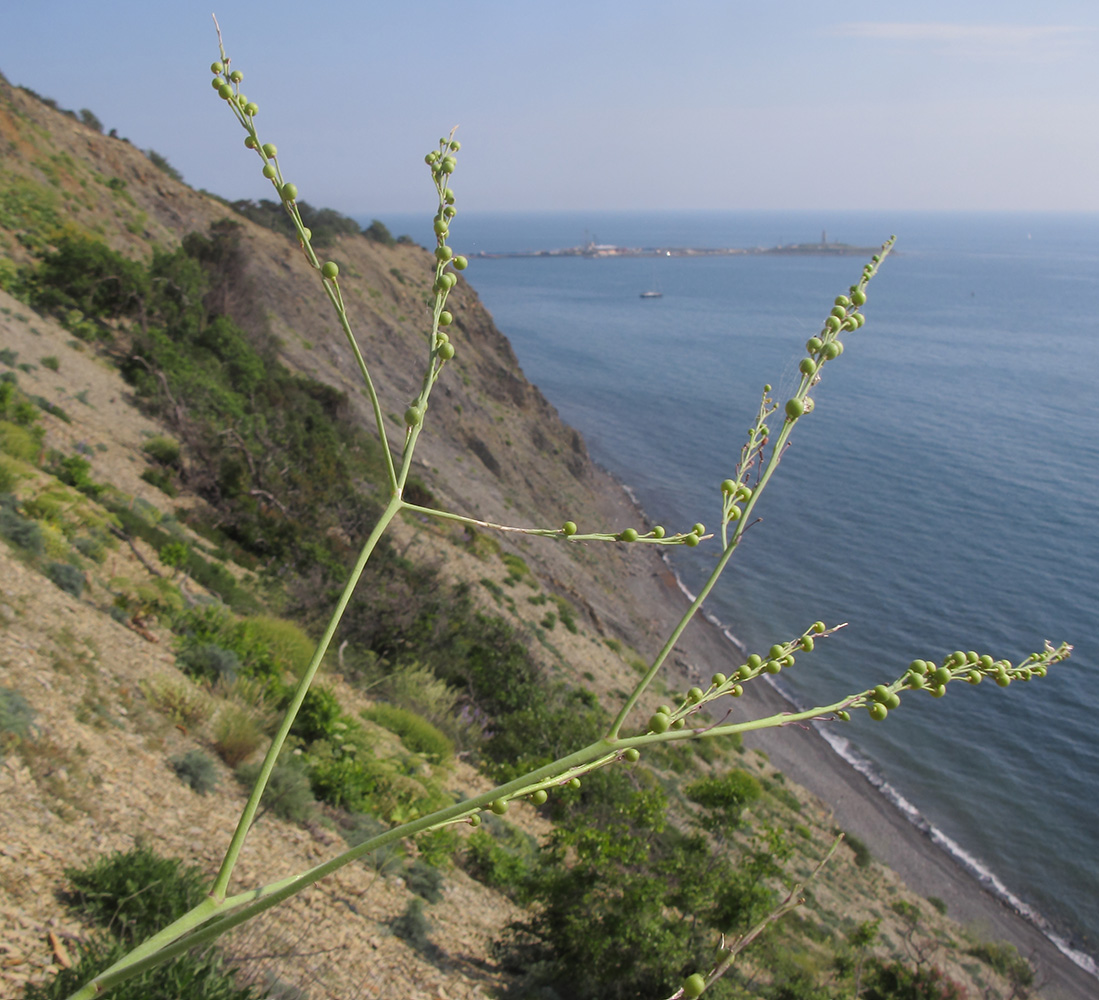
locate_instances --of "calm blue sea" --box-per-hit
[381,209,1099,968]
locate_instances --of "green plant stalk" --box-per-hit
[608,241,893,739]
[210,496,401,900]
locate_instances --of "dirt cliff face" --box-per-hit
[0,76,682,660]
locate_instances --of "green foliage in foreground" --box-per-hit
[26,847,257,999]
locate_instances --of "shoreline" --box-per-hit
[649,562,1098,1000]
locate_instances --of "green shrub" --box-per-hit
[844,832,872,868]
[46,561,85,597]
[862,960,965,1000]
[178,642,241,684]
[21,933,259,1000]
[143,435,181,467]
[212,704,265,766]
[289,685,344,744]
[236,757,316,825]
[361,703,454,764]
[0,686,36,758]
[0,502,44,554]
[0,419,42,461]
[64,846,206,944]
[462,828,532,894]
[170,749,220,795]
[40,355,60,372]
[966,940,1033,986]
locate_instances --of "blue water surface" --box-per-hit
[381,209,1099,958]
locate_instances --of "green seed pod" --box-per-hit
[568,777,581,789]
[218,83,234,100]
[246,100,260,115]
[825,315,841,332]
[765,659,781,674]
[261,142,277,158]
[721,478,737,494]
[244,135,257,149]
[821,342,841,360]
[852,288,867,305]
[732,683,744,697]
[747,654,763,669]
[853,313,866,328]
[443,205,457,219]
[449,140,462,151]
[692,523,706,536]
[229,69,243,83]
[727,506,742,522]
[452,256,469,272]
[433,218,449,236]
[321,261,339,279]
[671,717,686,729]
[211,61,224,74]
[906,672,926,690]
[652,525,665,538]
[437,272,457,290]
[425,152,438,164]
[800,636,814,652]
[785,398,805,419]
[736,485,753,501]
[683,533,700,547]
[562,521,578,536]
[885,692,901,710]
[658,705,672,716]
[441,156,457,173]
[812,621,826,633]
[212,76,225,90]
[468,813,481,827]
[782,654,796,668]
[490,798,508,815]
[736,665,753,681]
[438,310,454,326]
[435,245,453,262]
[437,342,455,360]
[830,305,847,319]
[444,187,456,203]
[806,336,823,353]
[711,672,727,687]
[262,164,277,179]
[979,654,994,669]
[683,973,706,999]
[619,528,639,542]
[933,666,952,686]
[768,645,784,660]
[872,684,890,703]
[967,670,982,684]
[837,710,850,721]
[649,712,671,733]
[909,659,928,674]
[869,702,888,721]
[834,295,851,307]
[843,317,858,331]
[688,686,704,703]
[624,748,640,763]
[280,182,298,202]
[995,672,1011,688]
[403,405,424,427]
[799,358,817,376]
[301,227,312,241]
[530,789,548,805]
[930,684,947,698]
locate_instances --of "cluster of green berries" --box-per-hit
[425,139,468,349]
[720,479,754,524]
[475,769,609,821]
[210,60,258,117]
[784,284,869,424]
[557,520,704,547]
[840,643,1068,723]
[644,623,827,734]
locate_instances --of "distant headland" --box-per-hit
[472,232,881,260]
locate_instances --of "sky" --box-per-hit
[2,1,1098,217]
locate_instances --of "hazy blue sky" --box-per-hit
[3,2,1098,216]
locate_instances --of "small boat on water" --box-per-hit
[639,289,662,299]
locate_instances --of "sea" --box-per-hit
[376,209,1099,974]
